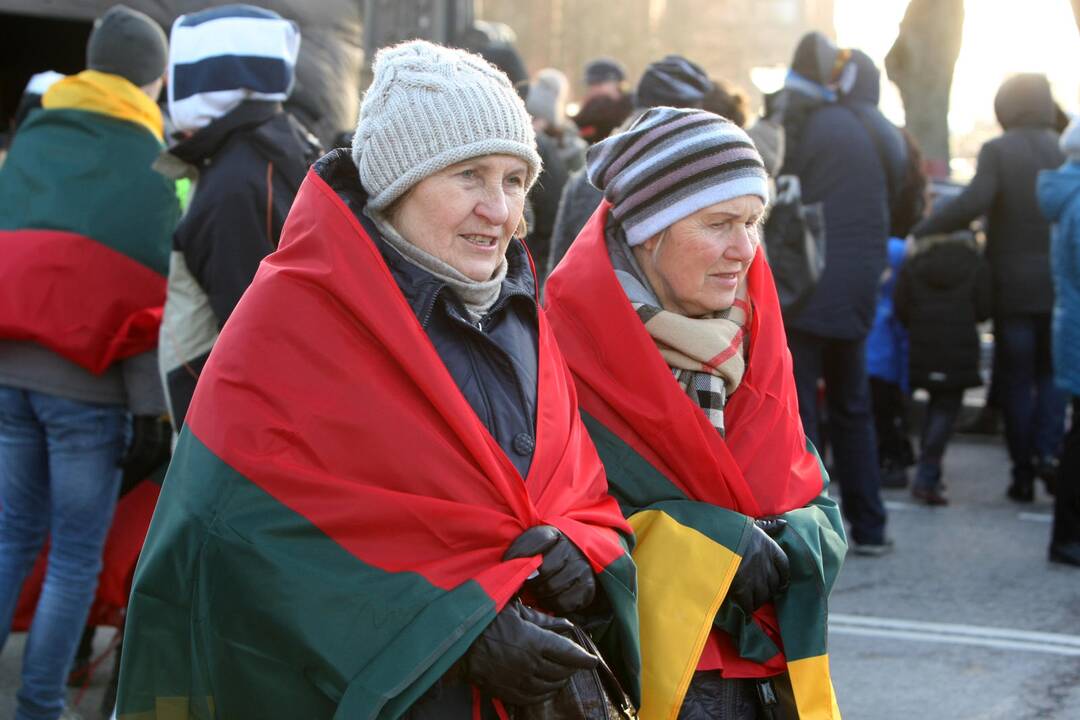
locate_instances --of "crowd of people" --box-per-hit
[0,4,1077,720]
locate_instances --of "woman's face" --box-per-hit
[389,155,529,282]
[633,195,763,317]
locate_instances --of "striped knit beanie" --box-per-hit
[586,107,768,246]
[167,5,300,134]
[353,40,541,211]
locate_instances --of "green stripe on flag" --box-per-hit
[118,430,496,720]
[0,108,176,274]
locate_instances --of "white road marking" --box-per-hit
[1018,512,1053,523]
[830,614,1080,656]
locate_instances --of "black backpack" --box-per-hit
[763,175,826,317]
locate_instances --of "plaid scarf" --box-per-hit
[608,230,751,437]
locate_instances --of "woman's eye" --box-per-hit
[710,222,730,231]
[459,168,477,179]
[506,174,525,187]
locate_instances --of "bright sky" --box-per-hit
[834,0,1080,133]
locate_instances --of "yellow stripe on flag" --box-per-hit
[629,509,742,720]
[788,654,842,719]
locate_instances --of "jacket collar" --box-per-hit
[170,100,283,165]
[42,70,164,141]
[314,149,537,327]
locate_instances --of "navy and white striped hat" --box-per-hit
[586,107,768,246]
[167,4,300,134]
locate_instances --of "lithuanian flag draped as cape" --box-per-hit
[545,203,847,720]
[116,154,640,720]
[0,71,177,373]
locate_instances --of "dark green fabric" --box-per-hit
[0,108,176,274]
[582,412,846,663]
[117,430,497,720]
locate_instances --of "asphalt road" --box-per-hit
[3,434,1078,719]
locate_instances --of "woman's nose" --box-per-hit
[475,186,510,226]
[726,224,757,262]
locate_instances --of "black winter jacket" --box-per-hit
[912,74,1063,316]
[894,235,992,390]
[781,51,907,340]
[160,101,322,427]
[321,150,541,480]
[172,101,321,325]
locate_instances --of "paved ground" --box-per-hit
[3,433,1078,719]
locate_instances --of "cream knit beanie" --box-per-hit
[353,39,542,211]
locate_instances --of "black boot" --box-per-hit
[1007,465,1035,503]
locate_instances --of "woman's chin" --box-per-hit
[455,259,498,282]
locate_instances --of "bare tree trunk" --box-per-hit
[885,0,964,178]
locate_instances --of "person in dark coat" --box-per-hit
[894,232,992,505]
[546,55,714,281]
[1036,117,1080,567]
[117,39,639,719]
[912,73,1066,503]
[156,5,322,431]
[779,39,906,555]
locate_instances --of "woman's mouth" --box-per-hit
[461,234,497,248]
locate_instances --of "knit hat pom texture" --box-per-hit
[354,40,541,211]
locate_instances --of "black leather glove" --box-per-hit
[118,415,171,495]
[504,525,597,614]
[462,599,599,706]
[727,517,790,613]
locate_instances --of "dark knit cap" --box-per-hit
[586,107,768,246]
[86,5,168,87]
[585,57,626,86]
[635,55,713,110]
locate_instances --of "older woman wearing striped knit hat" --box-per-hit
[545,107,848,719]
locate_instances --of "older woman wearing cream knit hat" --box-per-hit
[117,40,639,720]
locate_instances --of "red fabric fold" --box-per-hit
[544,201,824,674]
[184,169,630,609]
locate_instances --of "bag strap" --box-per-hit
[844,104,901,205]
[568,623,639,719]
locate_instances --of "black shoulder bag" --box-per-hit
[763,174,826,318]
[513,618,637,720]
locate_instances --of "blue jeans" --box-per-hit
[995,315,1066,479]
[914,388,964,492]
[0,386,126,720]
[787,330,888,545]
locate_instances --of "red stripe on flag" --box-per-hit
[185,170,629,607]
[0,229,165,373]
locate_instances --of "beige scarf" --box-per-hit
[609,231,751,436]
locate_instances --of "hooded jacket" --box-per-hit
[781,50,907,339]
[1037,123,1080,396]
[893,234,992,391]
[913,74,1063,317]
[157,101,321,427]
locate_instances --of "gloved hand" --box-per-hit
[118,415,171,495]
[462,599,599,706]
[504,525,597,613]
[727,517,790,613]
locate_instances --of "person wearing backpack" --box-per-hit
[894,233,992,505]
[777,36,907,555]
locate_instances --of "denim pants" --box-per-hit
[995,315,1066,478]
[787,330,887,545]
[913,388,964,492]
[0,386,126,720]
